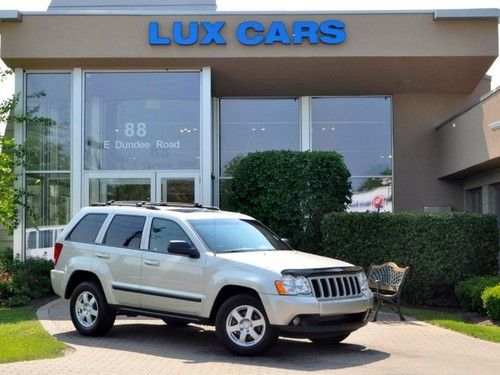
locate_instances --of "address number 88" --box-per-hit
[124,122,147,137]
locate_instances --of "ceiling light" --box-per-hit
[488,121,500,131]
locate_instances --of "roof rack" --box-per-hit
[90,201,220,211]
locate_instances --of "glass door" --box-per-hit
[84,172,200,206]
[156,172,200,204]
[85,172,154,206]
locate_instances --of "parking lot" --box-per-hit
[1,298,499,374]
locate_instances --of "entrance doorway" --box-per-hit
[84,172,200,205]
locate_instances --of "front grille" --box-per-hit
[309,274,362,300]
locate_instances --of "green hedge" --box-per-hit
[0,249,54,307]
[225,150,351,252]
[482,285,500,321]
[455,276,500,312]
[322,212,499,306]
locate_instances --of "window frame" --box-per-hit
[66,213,108,244]
[146,217,195,254]
[102,214,147,250]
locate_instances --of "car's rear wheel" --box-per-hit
[309,333,350,345]
[70,281,115,336]
[215,294,277,356]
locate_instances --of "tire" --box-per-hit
[70,281,116,336]
[215,294,277,356]
[309,333,350,345]
[162,318,189,327]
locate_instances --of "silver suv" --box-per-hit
[51,203,373,355]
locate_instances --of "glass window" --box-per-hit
[189,219,288,253]
[466,187,483,214]
[84,72,200,171]
[219,99,300,176]
[311,97,392,212]
[67,214,108,243]
[25,173,70,250]
[311,97,392,176]
[491,184,500,218]
[349,177,392,212]
[149,218,192,253]
[25,74,71,171]
[24,73,71,255]
[103,215,145,249]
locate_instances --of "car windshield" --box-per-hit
[188,218,289,253]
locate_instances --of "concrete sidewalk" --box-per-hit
[0,298,499,374]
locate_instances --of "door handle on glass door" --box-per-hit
[144,260,160,267]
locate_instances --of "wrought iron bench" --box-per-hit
[368,262,409,321]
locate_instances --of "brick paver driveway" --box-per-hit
[1,299,499,374]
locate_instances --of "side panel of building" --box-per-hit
[393,89,489,212]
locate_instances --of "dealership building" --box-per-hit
[0,1,499,258]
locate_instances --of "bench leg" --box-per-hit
[372,296,381,322]
[396,298,405,321]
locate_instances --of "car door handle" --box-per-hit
[144,260,160,267]
[95,252,110,259]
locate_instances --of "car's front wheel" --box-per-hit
[215,294,277,356]
[70,281,116,336]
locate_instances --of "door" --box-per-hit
[95,214,147,307]
[84,172,200,206]
[140,217,205,315]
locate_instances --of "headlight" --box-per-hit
[357,272,369,291]
[275,275,312,295]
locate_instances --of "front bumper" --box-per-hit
[261,291,373,326]
[276,310,371,338]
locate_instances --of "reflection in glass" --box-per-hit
[25,173,70,251]
[348,177,392,212]
[311,97,392,176]
[161,178,195,203]
[89,178,150,204]
[149,218,193,252]
[220,99,300,175]
[84,72,200,171]
[25,74,71,171]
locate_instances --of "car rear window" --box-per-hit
[103,215,146,249]
[67,213,108,244]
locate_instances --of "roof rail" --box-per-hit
[90,201,220,211]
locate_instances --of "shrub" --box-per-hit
[225,150,351,252]
[0,248,54,307]
[322,212,499,306]
[455,276,500,312]
[482,285,500,321]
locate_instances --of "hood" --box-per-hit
[215,250,354,275]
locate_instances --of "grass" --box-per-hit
[401,306,500,343]
[0,306,67,364]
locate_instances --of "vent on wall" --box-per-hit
[423,206,453,213]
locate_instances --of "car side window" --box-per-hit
[103,215,145,249]
[67,214,108,244]
[149,218,193,253]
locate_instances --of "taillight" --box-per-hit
[53,243,63,265]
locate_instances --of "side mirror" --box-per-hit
[167,240,200,259]
[281,238,292,249]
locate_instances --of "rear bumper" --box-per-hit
[275,309,371,338]
[50,269,66,298]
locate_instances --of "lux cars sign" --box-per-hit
[149,20,346,46]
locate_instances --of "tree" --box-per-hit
[0,70,54,235]
[226,150,352,252]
